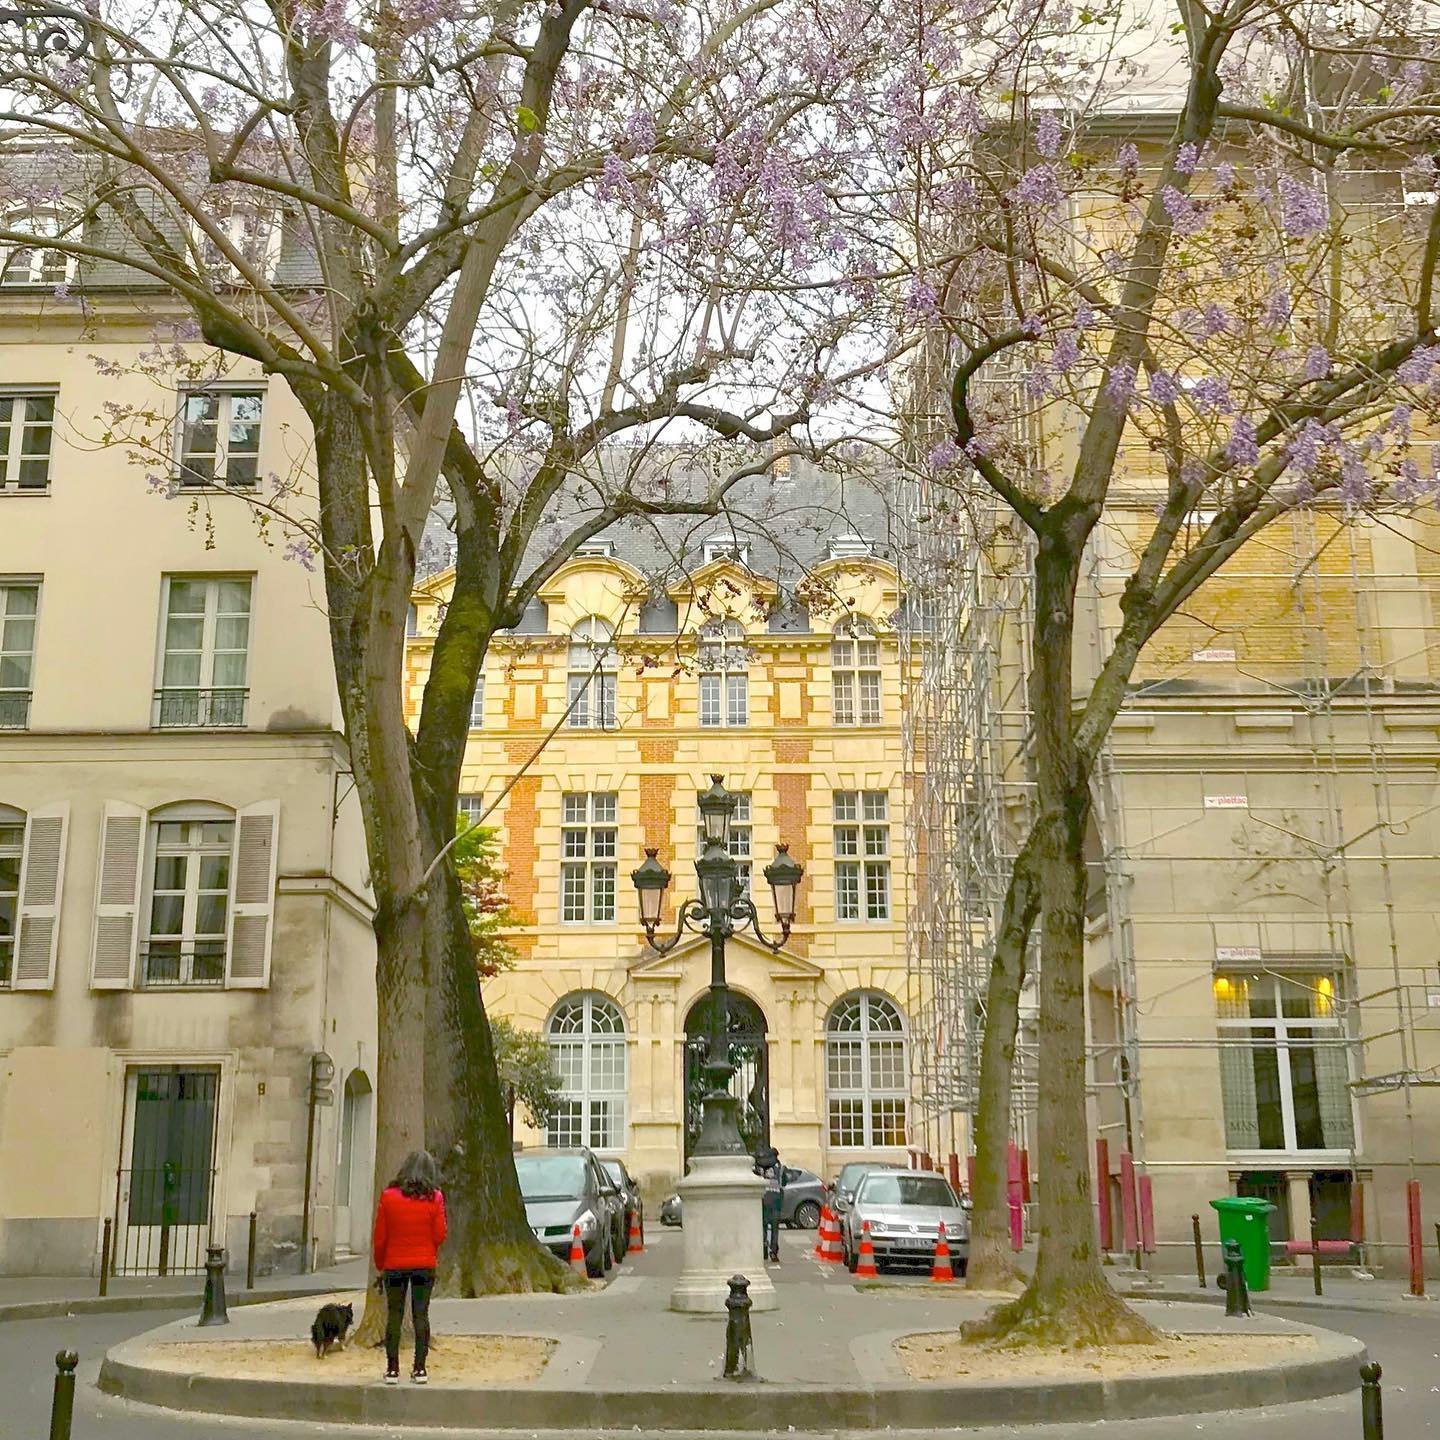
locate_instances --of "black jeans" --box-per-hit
[761,1193,782,1260]
[384,1268,436,1373]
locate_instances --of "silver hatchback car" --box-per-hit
[841,1168,970,1275]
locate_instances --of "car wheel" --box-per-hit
[602,1229,614,1273]
[614,1218,628,1262]
[586,1235,605,1279]
[792,1200,821,1230]
[845,1240,858,1273]
[956,1259,969,1278]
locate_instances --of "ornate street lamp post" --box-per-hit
[631,775,803,1312]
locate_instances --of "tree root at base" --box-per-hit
[960,1280,1161,1348]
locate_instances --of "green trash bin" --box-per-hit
[1209,1196,1276,1293]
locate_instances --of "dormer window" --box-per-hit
[827,534,875,560]
[1,210,77,289]
[702,538,750,566]
[190,205,283,284]
[576,539,616,558]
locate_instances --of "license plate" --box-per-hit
[894,1236,932,1250]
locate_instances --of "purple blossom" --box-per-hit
[1035,110,1062,158]
[1189,376,1231,413]
[1020,313,1043,337]
[1286,419,1338,474]
[1050,330,1081,373]
[1105,363,1136,403]
[905,279,940,320]
[1011,163,1063,211]
[1279,176,1329,239]
[1074,301,1099,330]
[284,537,318,572]
[1340,454,1372,510]
[1261,287,1292,329]
[1225,415,1260,466]
[927,437,961,470]
[1303,345,1332,380]
[1398,346,1440,385]
[1388,403,1413,439]
[1161,185,1204,236]
[1202,303,1232,338]
[625,110,657,152]
[1116,143,1139,176]
[1215,161,1236,189]
[1149,371,1180,406]
[598,152,635,203]
[1175,142,1202,176]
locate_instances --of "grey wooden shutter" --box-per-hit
[90,801,147,989]
[226,801,279,988]
[12,803,68,990]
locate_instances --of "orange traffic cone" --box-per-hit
[628,1210,645,1255]
[931,1221,954,1283]
[569,1224,587,1277]
[815,1206,843,1263]
[855,1220,878,1278]
[813,1205,835,1260]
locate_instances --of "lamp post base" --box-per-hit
[669,1154,778,1314]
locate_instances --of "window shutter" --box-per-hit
[12,803,69,990]
[90,801,146,989]
[227,801,279,988]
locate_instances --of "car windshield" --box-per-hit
[858,1175,956,1208]
[601,1159,625,1185]
[514,1155,588,1201]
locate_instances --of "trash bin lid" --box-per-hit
[1209,1196,1277,1216]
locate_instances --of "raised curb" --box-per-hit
[0,1285,341,1326]
[1150,1286,1428,1319]
[98,1316,1366,1431]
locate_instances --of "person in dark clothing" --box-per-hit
[372,1149,447,1385]
[755,1145,784,1263]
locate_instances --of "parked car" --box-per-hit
[839,1167,970,1275]
[514,1148,624,1277]
[658,1168,827,1229]
[830,1161,885,1217]
[602,1156,644,1246]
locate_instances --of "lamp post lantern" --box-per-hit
[631,775,803,1312]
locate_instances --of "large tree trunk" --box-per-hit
[966,833,1038,1293]
[965,529,1154,1346]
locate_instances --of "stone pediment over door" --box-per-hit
[625,933,823,1011]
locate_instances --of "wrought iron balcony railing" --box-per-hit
[152,688,248,729]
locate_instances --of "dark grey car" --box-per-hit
[659,1167,826,1229]
[602,1156,644,1247]
[514,1148,623,1278]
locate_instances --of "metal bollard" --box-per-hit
[723,1274,755,1381]
[1360,1361,1384,1440]
[246,1211,258,1292]
[1312,1216,1324,1297]
[1191,1214,1205,1288]
[98,1217,112,1299]
[49,1350,78,1440]
[199,1244,229,1326]
[1222,1239,1251,1317]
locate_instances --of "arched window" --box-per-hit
[567,617,617,729]
[831,617,881,725]
[547,993,627,1151]
[698,618,748,727]
[826,992,908,1149]
[0,803,24,986]
[0,210,77,289]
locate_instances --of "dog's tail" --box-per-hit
[311,1319,324,1359]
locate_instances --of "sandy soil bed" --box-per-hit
[147,1335,554,1385]
[896,1331,1315,1381]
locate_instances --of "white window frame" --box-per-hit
[575,539,615,557]
[826,992,908,1149]
[566,617,618,730]
[697,619,749,728]
[696,791,752,894]
[154,576,252,728]
[832,618,882,725]
[702,538,751,566]
[189,206,284,283]
[470,674,486,729]
[459,794,484,824]
[547,992,627,1152]
[827,534,875,559]
[1215,969,1357,1157]
[0,391,57,493]
[176,388,264,489]
[140,806,236,988]
[560,792,617,923]
[834,790,890,921]
[0,580,39,731]
[0,210,77,288]
[0,804,21,987]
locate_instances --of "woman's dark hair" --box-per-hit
[393,1149,440,1199]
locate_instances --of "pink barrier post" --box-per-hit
[947,1153,961,1191]
[1007,1141,1024,1251]
[1409,1179,1425,1297]
[1096,1139,1113,1251]
[966,1153,977,1199]
[1138,1173,1156,1255]
[1119,1151,1138,1255]
[1020,1148,1031,1204]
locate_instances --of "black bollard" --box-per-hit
[1222,1239,1251,1317]
[49,1350,78,1440]
[1360,1361,1383,1440]
[246,1211,258,1292]
[1312,1216,1324,1297]
[723,1274,755,1381]
[1191,1214,1205,1288]
[199,1244,229,1326]
[98,1217,112,1299]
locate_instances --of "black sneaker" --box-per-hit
[410,1368,428,1385]
[383,1369,399,1386]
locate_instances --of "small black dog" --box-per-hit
[310,1301,354,1359]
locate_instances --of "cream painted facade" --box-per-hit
[0,299,376,1277]
[408,552,924,1200]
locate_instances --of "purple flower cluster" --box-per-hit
[927,437,961,470]
[1278,176,1329,239]
[1105,363,1136,403]
[1189,376,1231,413]
[1148,370,1180,406]
[1161,185,1204,237]
[1035,110,1062,158]
[1303,345,1331,380]
[1225,415,1260,466]
[1011,164,1063,212]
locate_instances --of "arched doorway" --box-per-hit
[336,1070,373,1257]
[683,992,768,1163]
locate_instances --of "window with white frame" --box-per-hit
[826,992,908,1148]
[0,211,76,288]
[696,791,752,894]
[547,993,627,1151]
[0,806,21,986]
[190,205,283,282]
[155,577,252,728]
[827,534,875,560]
[143,811,235,987]
[834,791,890,921]
[1215,970,1356,1152]
[0,394,56,492]
[831,618,882,725]
[561,792,617,922]
[567,617,617,729]
[178,391,263,488]
[702,538,750,566]
[458,794,484,824]
[470,674,486,728]
[0,582,39,730]
[698,618,748,727]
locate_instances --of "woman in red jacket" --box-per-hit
[372,1150,447,1384]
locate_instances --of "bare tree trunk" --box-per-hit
[965,530,1154,1345]
[966,833,1038,1293]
